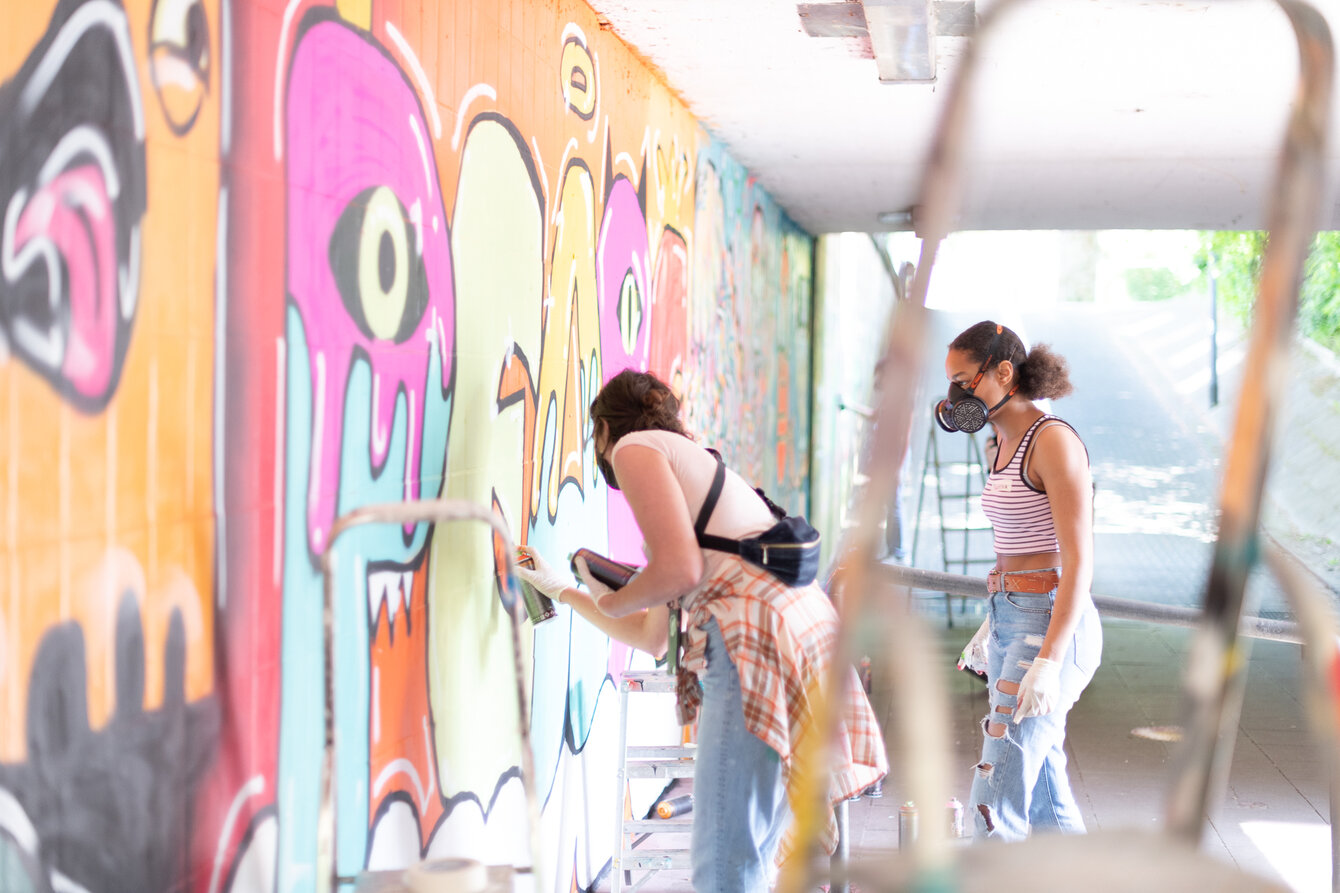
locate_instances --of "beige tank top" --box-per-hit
[611,430,776,574]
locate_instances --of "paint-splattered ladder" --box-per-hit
[611,671,695,893]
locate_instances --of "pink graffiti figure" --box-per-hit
[286,15,456,556]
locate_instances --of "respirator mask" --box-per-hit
[592,416,621,490]
[933,325,1019,434]
[596,453,620,490]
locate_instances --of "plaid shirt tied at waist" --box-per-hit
[673,557,888,852]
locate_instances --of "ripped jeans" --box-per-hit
[969,590,1101,841]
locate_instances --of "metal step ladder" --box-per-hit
[612,670,695,892]
[910,425,994,626]
[609,667,858,893]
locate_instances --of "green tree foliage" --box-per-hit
[1125,267,1187,302]
[1196,231,1340,353]
[1194,231,1266,325]
[1300,233,1340,354]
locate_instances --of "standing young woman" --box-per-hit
[937,321,1102,841]
[516,369,886,893]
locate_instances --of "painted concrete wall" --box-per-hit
[809,234,901,566]
[0,1,813,891]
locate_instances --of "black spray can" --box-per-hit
[571,549,675,671]
[655,794,694,819]
[515,553,557,625]
[570,547,639,589]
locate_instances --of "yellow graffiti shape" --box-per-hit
[535,161,600,521]
[336,0,372,30]
[560,34,597,121]
[653,135,694,232]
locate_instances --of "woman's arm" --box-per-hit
[1031,424,1095,662]
[556,585,671,659]
[516,546,672,657]
[592,443,704,618]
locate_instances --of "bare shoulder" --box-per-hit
[1034,418,1085,454]
[612,440,672,472]
[612,429,674,456]
[1030,419,1090,484]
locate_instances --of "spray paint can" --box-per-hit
[514,553,557,625]
[947,797,964,839]
[666,603,682,675]
[655,794,694,819]
[570,548,639,590]
[898,801,918,847]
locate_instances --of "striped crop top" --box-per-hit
[980,415,1083,556]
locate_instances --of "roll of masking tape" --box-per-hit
[403,858,488,893]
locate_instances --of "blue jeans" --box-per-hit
[691,619,790,893]
[968,590,1101,841]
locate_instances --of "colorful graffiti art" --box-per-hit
[0,0,221,889]
[0,0,146,412]
[280,10,455,882]
[0,1,815,891]
[689,141,813,513]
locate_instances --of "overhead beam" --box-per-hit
[799,1,975,82]
[864,0,936,82]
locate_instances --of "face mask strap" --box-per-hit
[965,324,1005,393]
[985,382,1020,417]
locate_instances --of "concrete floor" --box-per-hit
[600,609,1328,893]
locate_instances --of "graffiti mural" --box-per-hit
[0,0,222,888]
[419,110,545,872]
[0,594,217,891]
[280,10,456,881]
[0,0,146,412]
[0,0,815,891]
[689,140,813,513]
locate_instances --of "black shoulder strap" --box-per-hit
[695,449,742,555]
[694,450,725,536]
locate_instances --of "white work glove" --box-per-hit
[572,555,615,610]
[515,547,573,603]
[957,618,990,675]
[1013,657,1062,722]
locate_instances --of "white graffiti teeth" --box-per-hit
[367,568,416,637]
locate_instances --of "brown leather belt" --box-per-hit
[986,569,1060,594]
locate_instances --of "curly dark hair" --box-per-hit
[590,369,689,444]
[949,320,1074,401]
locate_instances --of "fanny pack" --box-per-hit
[694,450,821,587]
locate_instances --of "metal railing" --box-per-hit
[873,562,1305,645]
[317,499,543,892]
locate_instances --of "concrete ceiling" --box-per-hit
[587,0,1340,234]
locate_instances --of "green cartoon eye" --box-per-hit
[329,185,429,343]
[618,269,642,356]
